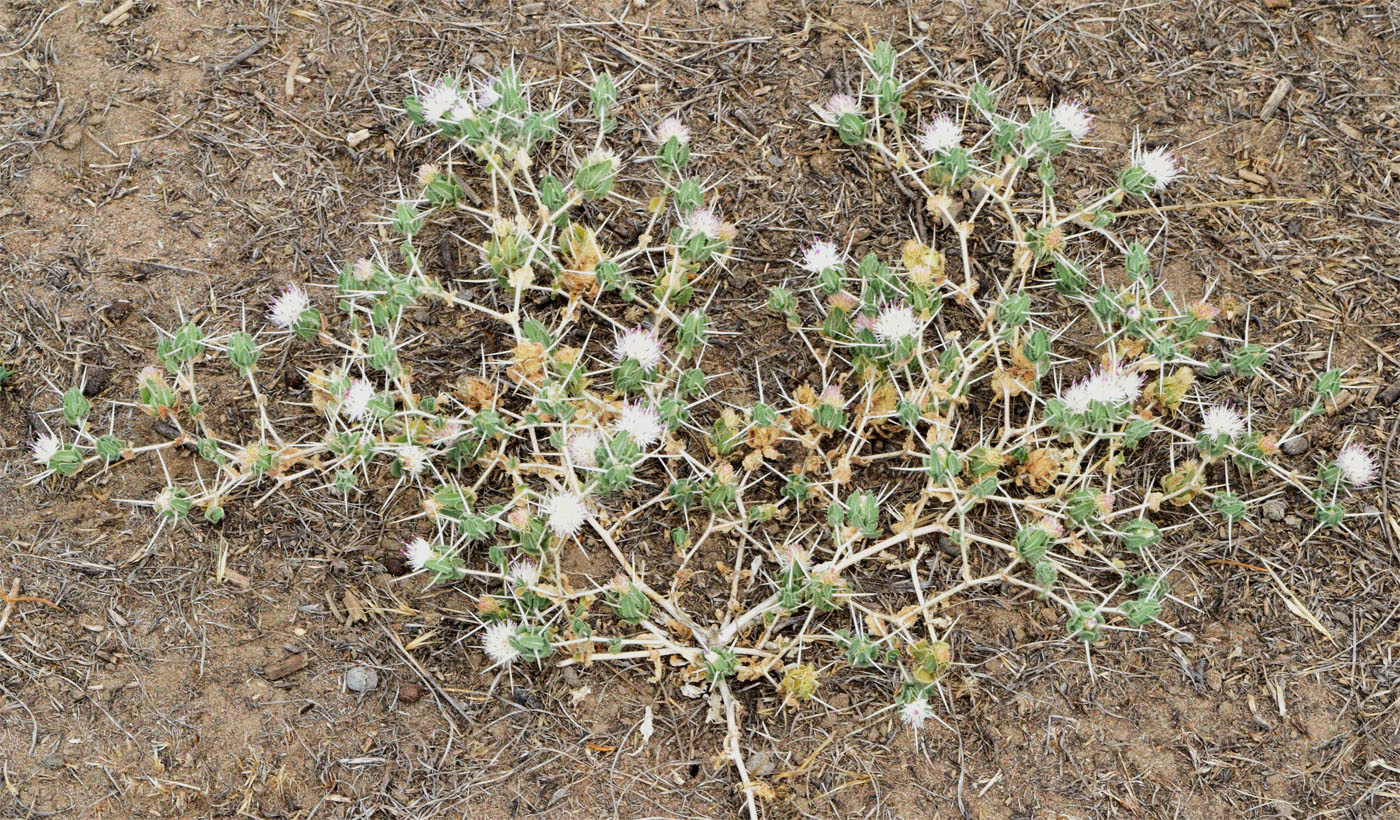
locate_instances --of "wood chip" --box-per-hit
[342,588,366,625]
[223,567,250,588]
[99,0,135,26]
[263,652,307,681]
[1260,76,1293,120]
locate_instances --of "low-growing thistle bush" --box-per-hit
[29,42,1376,808]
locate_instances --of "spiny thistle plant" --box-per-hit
[28,44,1376,812]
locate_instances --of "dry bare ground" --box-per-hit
[2,1,1399,818]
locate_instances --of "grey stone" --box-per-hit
[345,666,379,692]
[1262,499,1286,522]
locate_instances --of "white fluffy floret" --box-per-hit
[615,327,664,370]
[616,402,665,447]
[873,302,919,343]
[654,116,690,145]
[821,93,861,123]
[683,208,724,240]
[509,559,541,588]
[32,434,61,466]
[340,378,375,421]
[399,444,430,476]
[900,696,933,730]
[543,490,589,538]
[1337,444,1377,488]
[917,114,961,155]
[1132,146,1181,190]
[482,621,521,666]
[800,241,843,274]
[1061,364,1143,413]
[566,430,603,468]
[420,79,460,124]
[1051,100,1093,141]
[268,284,310,329]
[404,538,436,571]
[1201,405,1246,440]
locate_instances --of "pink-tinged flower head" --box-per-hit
[801,241,843,273]
[917,114,962,155]
[1038,515,1064,539]
[1336,443,1377,488]
[398,444,430,476]
[820,385,844,406]
[683,208,724,240]
[1132,146,1181,190]
[268,284,310,329]
[616,402,664,447]
[654,116,690,145]
[900,696,933,730]
[1052,100,1093,141]
[821,93,861,123]
[615,327,664,370]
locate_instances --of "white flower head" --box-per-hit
[1051,100,1093,141]
[404,537,436,571]
[873,302,919,344]
[917,114,962,155]
[341,378,375,421]
[1201,405,1246,440]
[821,93,861,123]
[482,621,521,667]
[449,96,475,122]
[900,696,933,730]
[566,430,603,468]
[616,401,665,448]
[615,326,664,370]
[509,559,541,588]
[32,433,61,466]
[420,79,461,124]
[1132,146,1181,191]
[1337,443,1377,488]
[543,490,589,538]
[654,116,690,145]
[268,284,310,330]
[399,444,430,476]
[683,208,724,240]
[800,241,843,274]
[1061,363,1142,413]
[474,78,502,109]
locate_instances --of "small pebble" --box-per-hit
[399,682,425,704]
[345,666,379,692]
[1280,435,1308,456]
[1262,499,1286,522]
[1379,382,1400,406]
